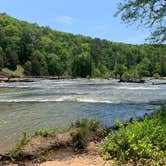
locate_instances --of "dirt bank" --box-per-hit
[39,142,114,166]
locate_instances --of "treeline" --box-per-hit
[0,13,166,78]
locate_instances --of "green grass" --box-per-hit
[100,105,166,165]
[2,65,24,77]
[10,131,31,156]
[34,128,56,137]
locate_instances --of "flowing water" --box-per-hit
[0,79,166,153]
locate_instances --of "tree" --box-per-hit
[0,47,4,70]
[4,25,20,37]
[47,53,63,76]
[160,55,166,76]
[19,27,34,64]
[114,64,127,78]
[24,61,32,76]
[5,47,18,70]
[116,0,166,43]
[31,50,48,76]
[90,38,104,66]
[137,57,152,77]
[72,52,92,78]
[31,58,42,76]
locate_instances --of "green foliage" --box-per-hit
[47,53,63,76]
[34,128,56,137]
[137,57,152,77]
[31,50,48,76]
[0,13,166,77]
[10,131,31,156]
[101,106,166,165]
[114,64,127,78]
[24,61,32,76]
[115,0,166,43]
[2,65,24,77]
[5,47,18,70]
[71,118,100,150]
[122,69,140,80]
[4,25,20,37]
[0,47,4,70]
[72,52,92,78]
[160,55,166,76]
[153,73,160,79]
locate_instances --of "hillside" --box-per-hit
[0,13,166,78]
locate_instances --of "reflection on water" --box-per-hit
[0,79,165,152]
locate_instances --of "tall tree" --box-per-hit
[72,52,92,78]
[19,27,34,64]
[0,47,4,70]
[115,0,166,43]
[5,47,18,70]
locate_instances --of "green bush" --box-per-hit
[101,106,166,165]
[153,73,160,79]
[72,118,100,151]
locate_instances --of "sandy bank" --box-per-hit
[39,142,113,166]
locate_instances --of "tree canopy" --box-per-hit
[0,13,166,78]
[116,0,166,43]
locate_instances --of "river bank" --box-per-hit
[0,70,166,84]
[1,106,165,166]
[0,119,112,165]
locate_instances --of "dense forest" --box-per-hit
[0,13,166,78]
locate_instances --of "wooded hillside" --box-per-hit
[0,13,166,78]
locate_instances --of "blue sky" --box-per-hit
[0,0,150,44]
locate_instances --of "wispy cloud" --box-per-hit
[55,16,73,24]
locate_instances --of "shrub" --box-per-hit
[100,106,166,165]
[72,118,100,151]
[153,73,160,79]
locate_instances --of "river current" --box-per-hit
[0,79,166,153]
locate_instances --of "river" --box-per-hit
[0,79,166,153]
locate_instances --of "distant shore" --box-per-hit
[0,74,166,84]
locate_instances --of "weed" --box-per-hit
[10,131,31,156]
[34,128,56,137]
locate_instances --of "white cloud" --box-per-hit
[55,16,73,24]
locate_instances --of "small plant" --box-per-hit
[153,73,160,79]
[34,128,56,137]
[10,131,31,156]
[71,118,100,131]
[72,125,90,150]
[72,118,100,151]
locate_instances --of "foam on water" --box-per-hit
[0,79,165,153]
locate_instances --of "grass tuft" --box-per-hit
[10,131,31,156]
[34,128,56,137]
[71,118,101,151]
